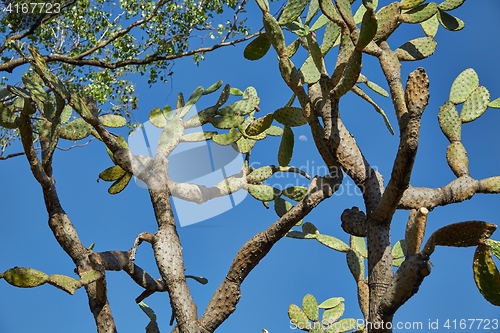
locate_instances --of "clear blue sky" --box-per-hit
[1,1,499,332]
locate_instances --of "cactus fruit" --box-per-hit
[423,221,497,255]
[346,249,364,282]
[400,0,425,10]
[244,33,272,61]
[212,128,242,145]
[203,80,223,95]
[438,101,461,142]
[438,0,465,11]
[246,114,274,136]
[437,9,464,31]
[282,185,308,201]
[473,244,500,306]
[460,86,490,123]
[446,141,468,177]
[449,68,479,104]
[279,0,308,26]
[99,114,127,128]
[288,304,309,329]
[59,118,93,140]
[248,184,280,201]
[420,13,439,37]
[99,165,127,181]
[400,2,438,24]
[356,11,377,52]
[396,37,437,61]
[3,267,48,288]
[273,107,308,127]
[108,172,132,194]
[263,12,287,56]
[316,234,350,252]
[300,56,322,84]
[302,294,319,321]
[374,2,401,42]
[278,126,294,166]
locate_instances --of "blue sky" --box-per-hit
[1,1,500,332]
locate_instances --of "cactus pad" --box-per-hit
[374,2,401,42]
[203,80,223,95]
[282,185,307,201]
[400,3,438,24]
[356,11,378,51]
[209,114,244,129]
[300,56,321,84]
[480,177,500,193]
[288,304,309,328]
[3,267,48,288]
[231,136,252,153]
[346,249,364,282]
[449,68,479,104]
[246,114,274,136]
[460,86,490,123]
[302,294,319,321]
[446,141,469,177]
[438,101,461,142]
[59,118,93,140]
[217,96,260,117]
[279,0,308,25]
[100,114,127,128]
[108,172,132,194]
[265,125,284,136]
[322,302,345,325]
[99,165,127,181]
[437,9,464,31]
[247,166,273,183]
[182,131,217,142]
[316,234,350,252]
[438,0,465,12]
[274,196,293,217]
[335,0,356,29]
[473,244,500,306]
[321,21,341,56]
[248,184,279,201]
[278,126,294,166]
[273,107,308,127]
[400,0,425,10]
[212,128,242,145]
[263,12,287,56]
[244,33,272,61]
[395,37,437,61]
[420,13,439,37]
[488,97,500,109]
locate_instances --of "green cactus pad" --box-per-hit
[22,73,48,104]
[286,39,301,58]
[184,106,217,128]
[278,126,294,166]
[449,68,479,104]
[179,86,204,118]
[181,131,217,142]
[353,2,367,24]
[248,184,279,201]
[302,222,319,238]
[424,222,497,256]
[256,0,270,11]
[316,234,350,252]
[288,304,310,328]
[392,240,407,259]
[279,0,308,25]
[322,303,345,325]
[99,165,127,181]
[139,301,157,321]
[47,274,81,295]
[231,136,252,153]
[246,114,274,136]
[438,101,461,142]
[326,318,358,332]
[333,50,362,97]
[488,97,500,109]
[203,80,223,95]
[59,118,93,140]
[400,0,425,10]
[374,2,401,42]
[302,294,319,322]
[473,244,500,306]
[420,13,439,37]
[7,85,31,99]
[363,0,377,11]
[356,11,377,51]
[460,86,490,123]
[351,236,368,258]
[319,0,343,23]
[244,33,272,61]
[212,128,242,146]
[217,96,260,117]
[400,2,438,24]
[306,0,320,24]
[3,267,48,288]
[22,98,36,115]
[209,114,245,129]
[80,270,102,285]
[243,86,258,99]
[310,14,329,31]
[365,79,389,97]
[300,56,321,84]
[247,166,273,183]
[108,172,132,194]
[100,114,127,128]
[273,107,308,127]
[274,196,294,217]
[216,84,231,107]
[335,0,356,28]
[446,141,468,177]
[177,92,185,109]
[44,70,70,99]
[438,0,465,11]
[437,9,464,31]
[395,37,437,61]
[486,239,500,260]
[318,297,344,309]
[265,125,284,136]
[0,104,19,129]
[60,105,73,124]
[282,185,308,201]
[321,21,341,56]
[346,249,364,282]
[481,177,500,193]
[263,12,287,56]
